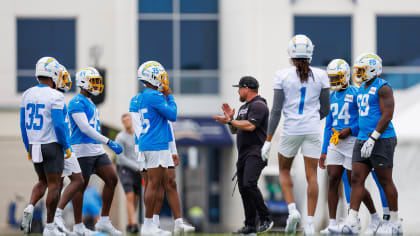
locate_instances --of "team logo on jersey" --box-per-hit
[369,87,377,95]
[344,94,353,102]
[239,108,248,115]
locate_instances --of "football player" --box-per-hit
[48,65,86,235]
[68,67,123,236]
[20,57,71,236]
[261,35,330,235]
[330,53,402,234]
[319,59,381,234]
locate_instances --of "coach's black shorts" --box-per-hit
[352,137,397,168]
[77,153,112,177]
[31,142,64,175]
[117,166,142,195]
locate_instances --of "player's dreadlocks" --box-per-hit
[293,58,313,83]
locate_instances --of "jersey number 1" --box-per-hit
[298,87,306,114]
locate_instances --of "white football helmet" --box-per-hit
[287,34,314,60]
[57,64,72,92]
[137,61,169,90]
[76,67,103,96]
[35,57,61,86]
[353,53,382,85]
[327,59,350,91]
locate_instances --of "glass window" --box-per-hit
[17,19,76,92]
[180,77,218,94]
[181,21,218,70]
[181,0,218,13]
[294,16,352,66]
[382,73,420,89]
[139,20,173,69]
[377,16,420,66]
[139,0,172,13]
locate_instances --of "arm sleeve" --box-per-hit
[168,122,178,155]
[267,89,284,135]
[52,109,71,150]
[71,112,109,144]
[51,94,70,150]
[115,133,139,171]
[321,111,333,154]
[247,101,268,128]
[20,107,29,153]
[151,94,177,122]
[319,88,330,120]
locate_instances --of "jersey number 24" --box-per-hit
[331,102,350,126]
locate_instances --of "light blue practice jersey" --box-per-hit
[68,94,102,145]
[136,88,177,151]
[322,86,359,153]
[357,78,396,140]
[129,93,141,148]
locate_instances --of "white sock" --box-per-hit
[46,223,55,230]
[74,223,84,231]
[26,204,34,212]
[55,208,63,217]
[99,216,110,223]
[175,218,183,225]
[349,209,358,223]
[383,207,390,215]
[307,216,314,224]
[144,218,153,226]
[288,203,297,213]
[329,219,337,226]
[371,212,380,221]
[153,214,160,226]
[390,211,399,222]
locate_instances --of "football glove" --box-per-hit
[27,152,32,162]
[64,148,72,159]
[261,141,271,161]
[330,128,340,146]
[361,137,375,159]
[108,140,123,154]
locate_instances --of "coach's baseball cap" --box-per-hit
[232,76,259,89]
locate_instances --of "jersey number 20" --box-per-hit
[26,103,45,130]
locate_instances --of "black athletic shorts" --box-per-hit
[352,137,397,168]
[77,153,112,177]
[31,142,64,175]
[117,166,142,195]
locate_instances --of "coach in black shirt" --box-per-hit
[214,76,273,235]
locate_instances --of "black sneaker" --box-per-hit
[233,225,257,235]
[258,220,274,233]
[126,224,139,234]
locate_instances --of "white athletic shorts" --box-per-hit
[62,154,82,177]
[143,150,174,169]
[326,136,356,170]
[138,152,146,171]
[278,134,321,159]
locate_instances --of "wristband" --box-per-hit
[107,139,111,145]
[227,119,233,126]
[370,130,381,141]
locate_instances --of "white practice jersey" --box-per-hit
[21,85,65,144]
[273,66,329,135]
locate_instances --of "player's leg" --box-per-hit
[327,164,345,221]
[21,165,47,234]
[342,170,351,206]
[278,153,300,234]
[371,170,390,220]
[164,167,195,233]
[94,155,122,235]
[142,170,148,205]
[374,168,398,216]
[152,178,165,226]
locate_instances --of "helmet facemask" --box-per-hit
[57,70,72,92]
[157,72,169,92]
[87,75,104,95]
[329,71,347,91]
[352,65,368,85]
